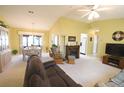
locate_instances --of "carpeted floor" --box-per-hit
[0,53,120,87]
[58,55,120,87]
[0,53,53,87]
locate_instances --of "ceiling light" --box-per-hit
[93,11,100,18]
[88,11,94,20]
[88,10,100,20]
[28,10,34,14]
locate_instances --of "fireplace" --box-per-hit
[66,45,80,59]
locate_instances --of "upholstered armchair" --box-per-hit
[49,46,63,64]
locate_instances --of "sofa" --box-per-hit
[23,55,50,87]
[96,69,124,87]
[23,55,81,87]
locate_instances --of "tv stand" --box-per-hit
[102,55,124,69]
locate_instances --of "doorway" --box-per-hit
[60,35,66,58]
[80,34,88,55]
[52,34,59,46]
[92,35,98,56]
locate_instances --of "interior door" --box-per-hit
[80,34,88,55]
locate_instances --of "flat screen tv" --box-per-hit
[105,43,124,57]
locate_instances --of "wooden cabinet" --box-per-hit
[0,26,9,51]
[0,49,11,72]
[103,55,109,64]
[103,55,124,69]
[0,26,11,73]
[66,45,80,59]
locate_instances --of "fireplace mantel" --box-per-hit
[66,45,80,59]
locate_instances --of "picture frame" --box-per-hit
[68,36,76,42]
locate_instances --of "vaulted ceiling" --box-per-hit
[0,5,124,31]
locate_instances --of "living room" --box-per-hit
[0,3,124,89]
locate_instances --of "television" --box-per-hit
[105,43,124,57]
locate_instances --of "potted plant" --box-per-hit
[12,49,18,55]
[52,44,58,48]
[0,20,8,28]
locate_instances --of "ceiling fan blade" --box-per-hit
[93,5,99,10]
[88,11,100,20]
[81,12,90,18]
[97,7,111,11]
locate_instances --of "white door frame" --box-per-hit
[93,34,98,56]
[80,33,88,55]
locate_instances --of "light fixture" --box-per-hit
[88,10,100,20]
[78,5,101,21]
[28,10,34,14]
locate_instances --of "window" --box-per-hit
[22,35,28,47]
[0,28,9,51]
[54,35,58,46]
[33,36,42,46]
[52,35,59,46]
[22,35,42,47]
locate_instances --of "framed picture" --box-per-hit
[68,36,76,42]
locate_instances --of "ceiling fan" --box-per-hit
[77,5,108,20]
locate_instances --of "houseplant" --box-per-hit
[0,20,8,28]
[12,49,18,55]
[52,44,58,48]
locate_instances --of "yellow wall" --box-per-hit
[49,17,124,57]
[9,28,50,54]
[49,17,89,46]
[9,28,19,53]
[0,16,50,54]
[1,15,124,57]
[88,19,124,57]
[0,16,9,25]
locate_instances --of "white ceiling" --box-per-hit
[66,5,124,22]
[0,5,124,31]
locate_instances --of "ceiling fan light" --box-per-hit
[94,11,100,18]
[88,11,94,20]
[88,11,100,20]
[88,14,93,20]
